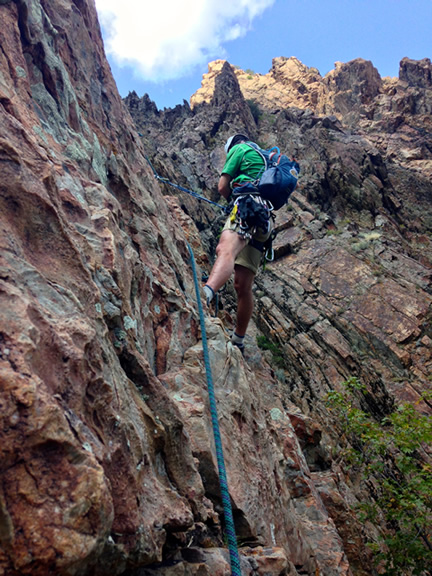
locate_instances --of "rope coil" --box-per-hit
[187,243,242,576]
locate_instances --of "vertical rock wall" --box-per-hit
[0,0,206,573]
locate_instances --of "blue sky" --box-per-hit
[95,0,431,110]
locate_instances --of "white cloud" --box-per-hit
[95,0,275,82]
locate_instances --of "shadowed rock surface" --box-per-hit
[0,1,431,575]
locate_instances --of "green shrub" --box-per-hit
[327,378,432,575]
[256,334,285,368]
[246,99,261,123]
[351,240,369,252]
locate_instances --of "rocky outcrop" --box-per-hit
[1,1,431,576]
[190,57,324,113]
[191,56,432,133]
[190,56,384,116]
[126,49,432,576]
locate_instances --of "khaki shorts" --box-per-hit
[222,215,273,275]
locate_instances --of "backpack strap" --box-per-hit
[229,143,267,196]
[231,143,279,195]
[269,149,281,163]
[244,142,268,174]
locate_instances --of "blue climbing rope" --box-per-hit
[187,243,242,576]
[145,155,228,212]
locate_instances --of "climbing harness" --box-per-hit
[228,194,277,265]
[188,244,242,576]
[145,156,229,213]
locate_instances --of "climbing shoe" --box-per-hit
[232,341,245,357]
[231,333,245,356]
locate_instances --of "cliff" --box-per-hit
[0,1,431,575]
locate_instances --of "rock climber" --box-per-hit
[203,133,273,354]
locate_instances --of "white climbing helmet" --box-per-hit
[224,133,249,154]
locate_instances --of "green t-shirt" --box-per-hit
[221,142,265,188]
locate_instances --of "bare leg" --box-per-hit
[206,230,247,293]
[233,264,255,337]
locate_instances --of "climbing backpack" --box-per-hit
[235,143,300,210]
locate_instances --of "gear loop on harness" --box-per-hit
[229,193,273,239]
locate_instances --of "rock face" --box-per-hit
[0,2,431,576]
[127,56,432,575]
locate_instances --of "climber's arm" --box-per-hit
[218,173,232,200]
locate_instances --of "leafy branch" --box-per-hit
[327,378,432,575]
